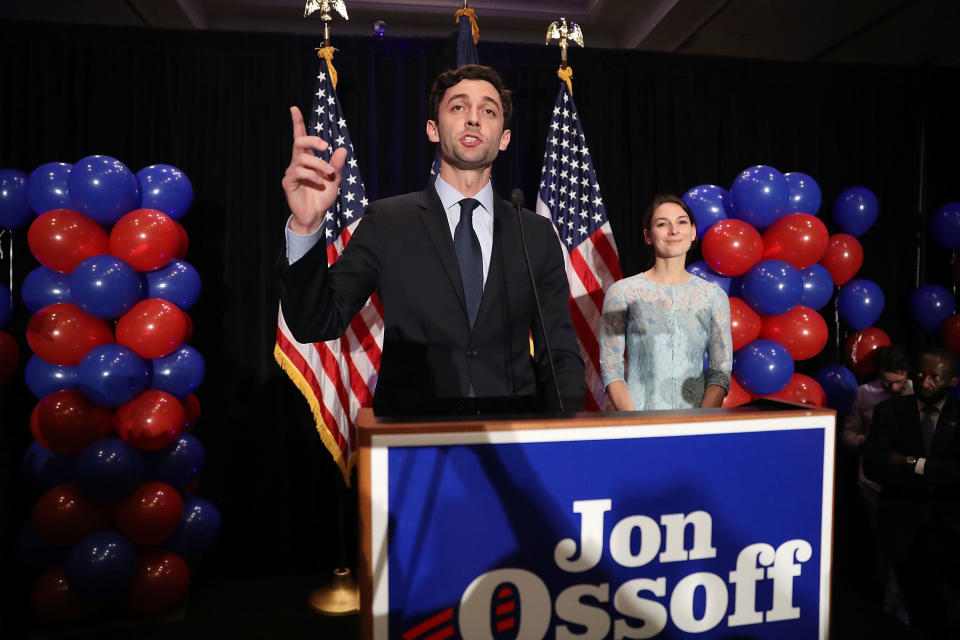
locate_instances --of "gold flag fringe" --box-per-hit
[274,343,355,486]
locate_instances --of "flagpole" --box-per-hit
[301,0,360,616]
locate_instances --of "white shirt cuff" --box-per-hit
[915,457,926,475]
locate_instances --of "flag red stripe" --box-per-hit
[590,227,623,280]
[314,341,355,434]
[276,328,348,453]
[569,247,605,312]
[422,627,454,640]
[401,608,454,640]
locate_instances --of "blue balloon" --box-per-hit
[149,345,205,398]
[75,438,144,501]
[25,355,77,398]
[687,260,731,294]
[65,530,138,600]
[733,339,794,395]
[798,264,834,310]
[77,344,150,407]
[728,276,744,299]
[0,168,33,229]
[909,284,956,333]
[837,279,885,331]
[144,259,201,310]
[22,442,76,490]
[930,202,960,250]
[784,172,822,216]
[833,187,879,237]
[143,433,206,489]
[137,164,194,220]
[0,283,11,328]
[67,155,140,225]
[682,184,730,233]
[815,364,859,413]
[18,521,66,573]
[729,165,789,229]
[166,497,221,557]
[740,259,803,316]
[69,255,142,319]
[22,265,71,313]
[27,162,73,214]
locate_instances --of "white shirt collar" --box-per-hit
[433,175,494,218]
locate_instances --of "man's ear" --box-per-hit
[426,120,440,143]
[499,128,511,151]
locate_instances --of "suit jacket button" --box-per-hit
[467,350,478,358]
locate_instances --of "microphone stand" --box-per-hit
[511,188,565,413]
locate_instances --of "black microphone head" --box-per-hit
[510,188,525,208]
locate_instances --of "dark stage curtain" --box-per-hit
[1,18,959,621]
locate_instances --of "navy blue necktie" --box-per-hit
[454,198,483,328]
[921,405,937,453]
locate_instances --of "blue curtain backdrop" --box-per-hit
[1,18,959,624]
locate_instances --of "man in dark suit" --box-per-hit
[278,65,585,415]
[864,347,960,635]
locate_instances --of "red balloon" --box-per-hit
[761,213,829,269]
[181,394,201,432]
[122,549,190,614]
[844,327,892,377]
[33,483,112,547]
[729,296,762,352]
[722,376,752,408]
[115,299,187,359]
[27,209,110,274]
[109,208,180,271]
[115,481,184,545]
[760,305,829,361]
[116,390,185,450]
[30,402,51,449]
[174,221,190,259]
[182,312,194,343]
[701,219,764,276]
[26,302,114,366]
[31,566,97,624]
[766,373,827,407]
[0,328,20,385]
[35,389,114,455]
[942,314,960,357]
[819,233,864,286]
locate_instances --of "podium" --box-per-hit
[358,405,835,639]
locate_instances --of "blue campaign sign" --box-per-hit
[365,412,834,639]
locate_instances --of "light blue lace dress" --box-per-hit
[599,273,733,410]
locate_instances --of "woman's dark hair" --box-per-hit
[641,194,697,232]
[640,194,698,269]
[427,64,513,128]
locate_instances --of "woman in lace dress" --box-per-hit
[600,195,732,410]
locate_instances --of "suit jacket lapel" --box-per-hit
[417,187,469,320]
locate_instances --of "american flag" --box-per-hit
[274,60,383,484]
[429,8,479,182]
[535,83,622,412]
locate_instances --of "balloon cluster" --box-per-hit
[918,202,960,352]
[684,167,884,410]
[5,156,220,624]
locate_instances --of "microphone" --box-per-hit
[511,187,566,414]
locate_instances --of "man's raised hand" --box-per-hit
[282,106,348,234]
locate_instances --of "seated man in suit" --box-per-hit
[864,347,960,635]
[279,64,585,415]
